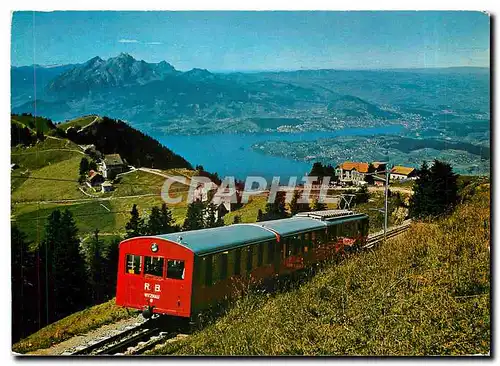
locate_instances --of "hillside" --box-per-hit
[149,184,490,356]
[11,114,194,243]
[64,116,192,170]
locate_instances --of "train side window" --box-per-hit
[212,254,221,284]
[246,246,253,272]
[252,245,259,268]
[204,256,212,286]
[257,243,264,266]
[221,252,229,280]
[240,247,248,276]
[234,248,241,275]
[125,254,142,275]
[268,241,275,263]
[167,259,185,280]
[144,256,164,277]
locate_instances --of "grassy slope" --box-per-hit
[57,115,97,130]
[12,299,134,354]
[12,155,86,203]
[223,195,268,225]
[151,185,490,356]
[13,201,116,245]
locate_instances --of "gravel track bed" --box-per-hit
[28,315,146,356]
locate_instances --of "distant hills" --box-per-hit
[11,53,490,135]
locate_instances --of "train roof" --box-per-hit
[257,217,328,237]
[155,224,276,256]
[152,211,368,256]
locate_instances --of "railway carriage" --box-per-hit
[116,210,368,319]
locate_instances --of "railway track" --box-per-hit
[70,319,180,355]
[363,220,412,249]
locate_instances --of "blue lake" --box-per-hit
[147,125,404,181]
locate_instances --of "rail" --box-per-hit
[363,220,411,249]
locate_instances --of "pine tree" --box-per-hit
[160,203,175,232]
[84,229,106,304]
[289,190,300,216]
[262,191,288,221]
[257,209,264,222]
[409,160,458,218]
[103,237,120,299]
[54,210,88,317]
[409,161,433,218]
[125,204,145,238]
[39,209,61,325]
[11,225,38,341]
[183,201,205,231]
[356,185,369,204]
[204,203,218,228]
[289,190,311,216]
[365,163,376,185]
[79,157,90,176]
[312,197,327,211]
[146,206,164,235]
[309,162,324,184]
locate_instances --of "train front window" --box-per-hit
[167,259,185,280]
[125,254,142,274]
[144,256,164,277]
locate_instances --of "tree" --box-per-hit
[146,206,164,235]
[365,164,376,185]
[356,185,369,204]
[11,225,38,341]
[262,191,288,221]
[53,210,88,317]
[312,197,327,211]
[204,203,218,228]
[102,237,120,299]
[409,160,458,218]
[289,190,310,216]
[183,201,205,231]
[125,204,145,238]
[309,162,324,184]
[257,209,264,222]
[84,229,106,304]
[79,157,90,176]
[160,203,175,232]
[89,160,98,172]
[232,215,242,224]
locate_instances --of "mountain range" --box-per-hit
[11,53,489,136]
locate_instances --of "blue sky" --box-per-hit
[11,11,490,71]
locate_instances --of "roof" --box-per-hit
[87,171,103,182]
[295,209,354,220]
[156,225,276,256]
[338,161,369,173]
[104,154,124,166]
[391,166,415,176]
[145,212,368,256]
[257,217,328,237]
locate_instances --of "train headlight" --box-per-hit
[151,243,159,253]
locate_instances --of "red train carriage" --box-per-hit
[115,210,368,319]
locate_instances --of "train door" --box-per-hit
[160,258,190,315]
[123,253,144,307]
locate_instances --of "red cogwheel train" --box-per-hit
[115,210,368,319]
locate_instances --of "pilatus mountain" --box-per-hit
[11,53,489,136]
